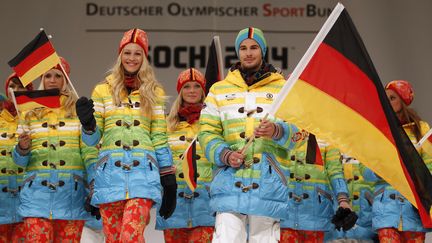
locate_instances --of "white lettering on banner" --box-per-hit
[86,3,163,16]
[262,4,331,17]
[85,2,330,18]
[167,2,258,17]
[2,0,431,123]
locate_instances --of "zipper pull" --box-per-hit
[126,189,129,199]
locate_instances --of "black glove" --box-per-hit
[76,96,96,132]
[159,174,177,219]
[342,210,358,231]
[85,194,101,220]
[332,207,358,231]
[84,180,101,220]
[331,207,350,231]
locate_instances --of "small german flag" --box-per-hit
[181,138,198,191]
[8,30,60,87]
[14,88,61,111]
[305,134,324,166]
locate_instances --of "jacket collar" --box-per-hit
[224,69,284,90]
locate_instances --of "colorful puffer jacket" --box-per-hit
[325,155,376,241]
[13,96,98,220]
[156,121,214,229]
[199,69,305,219]
[280,137,348,231]
[362,121,432,232]
[0,109,24,224]
[81,75,173,206]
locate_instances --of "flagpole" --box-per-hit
[214,36,225,79]
[58,63,79,99]
[8,88,28,133]
[45,31,79,99]
[8,88,22,120]
[240,113,269,155]
[415,128,432,149]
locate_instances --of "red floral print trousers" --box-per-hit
[280,228,324,243]
[378,228,425,243]
[163,226,214,243]
[0,222,25,243]
[99,198,153,243]
[24,218,84,243]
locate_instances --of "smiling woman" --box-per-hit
[75,28,177,242]
[121,43,144,74]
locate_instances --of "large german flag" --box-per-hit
[14,89,61,111]
[181,137,198,191]
[8,30,60,87]
[204,36,224,95]
[270,3,432,227]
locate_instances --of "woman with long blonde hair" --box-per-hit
[75,28,177,242]
[14,57,98,242]
[363,80,432,243]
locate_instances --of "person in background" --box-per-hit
[14,57,98,242]
[156,68,214,242]
[363,80,432,243]
[75,28,177,242]
[325,155,377,243]
[279,135,352,243]
[0,73,32,243]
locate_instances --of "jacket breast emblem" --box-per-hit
[225,94,236,100]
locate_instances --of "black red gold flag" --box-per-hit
[14,88,61,111]
[270,3,432,227]
[181,138,198,191]
[8,30,60,87]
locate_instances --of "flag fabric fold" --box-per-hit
[181,137,198,191]
[8,30,60,87]
[14,88,61,111]
[270,3,432,227]
[204,36,224,95]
